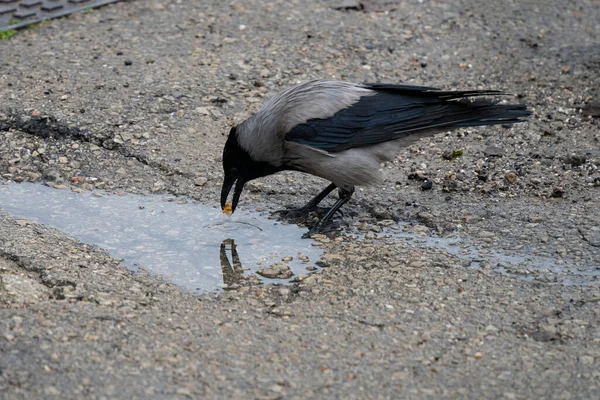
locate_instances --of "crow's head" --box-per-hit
[221,126,279,214]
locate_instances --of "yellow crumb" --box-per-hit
[222,202,233,216]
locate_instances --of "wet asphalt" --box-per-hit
[1,0,599,399]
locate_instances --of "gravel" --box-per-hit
[1,0,599,399]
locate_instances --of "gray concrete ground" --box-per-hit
[1,0,599,399]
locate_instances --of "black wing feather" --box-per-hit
[285,84,530,153]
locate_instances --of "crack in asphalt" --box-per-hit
[0,109,195,180]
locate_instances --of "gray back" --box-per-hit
[235,80,374,165]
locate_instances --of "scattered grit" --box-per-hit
[1,0,599,399]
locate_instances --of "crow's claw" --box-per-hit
[275,205,341,220]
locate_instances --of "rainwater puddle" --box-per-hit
[384,225,599,285]
[0,182,322,293]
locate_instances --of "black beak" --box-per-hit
[221,173,235,210]
[221,173,247,214]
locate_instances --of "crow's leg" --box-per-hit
[301,182,338,210]
[302,187,354,238]
[277,183,337,218]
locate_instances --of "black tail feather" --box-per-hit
[455,103,531,127]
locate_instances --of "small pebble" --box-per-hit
[194,177,208,187]
[529,215,544,223]
[505,172,518,184]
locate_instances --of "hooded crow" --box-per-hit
[221,80,530,237]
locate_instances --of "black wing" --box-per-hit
[285,84,530,153]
